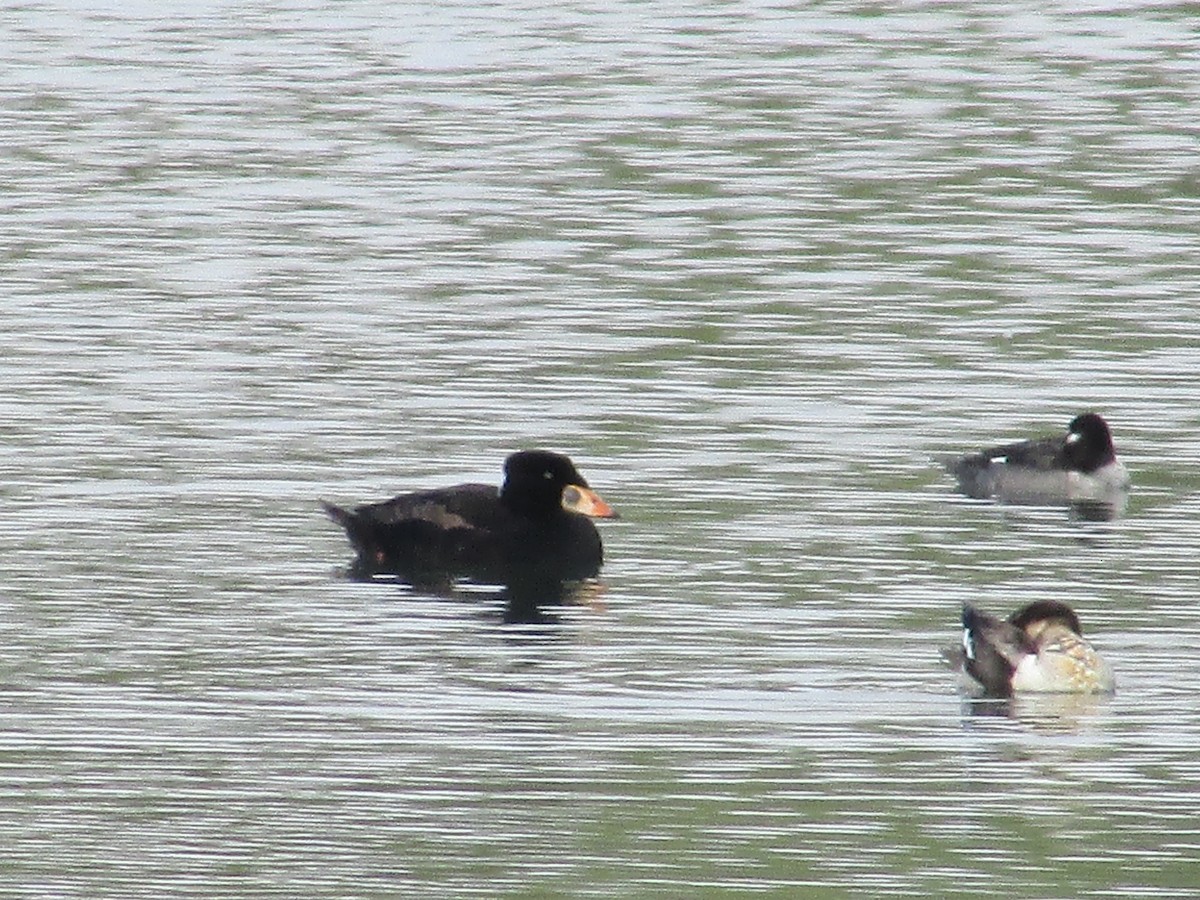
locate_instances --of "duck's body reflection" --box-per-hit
[356,569,605,625]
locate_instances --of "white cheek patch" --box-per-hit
[989,455,1008,465]
[962,628,975,660]
[1066,432,1081,445]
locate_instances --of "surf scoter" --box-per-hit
[323,449,617,582]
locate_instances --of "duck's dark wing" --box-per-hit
[961,604,1036,697]
[333,483,499,528]
[982,434,1068,470]
[322,484,514,576]
[947,434,1067,499]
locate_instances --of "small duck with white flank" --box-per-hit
[958,600,1115,697]
[946,412,1129,507]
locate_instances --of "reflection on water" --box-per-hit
[4,0,1200,897]
[961,693,1117,734]
[353,570,608,625]
[941,484,1129,523]
[1068,496,1128,523]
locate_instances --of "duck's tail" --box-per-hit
[320,500,353,529]
[941,453,995,500]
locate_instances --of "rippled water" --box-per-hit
[4,1,1200,896]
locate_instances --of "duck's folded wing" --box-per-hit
[984,435,1066,470]
[961,604,1035,695]
[348,483,500,527]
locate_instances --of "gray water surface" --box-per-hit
[3,1,1200,897]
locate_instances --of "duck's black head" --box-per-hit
[499,450,617,521]
[1065,412,1117,472]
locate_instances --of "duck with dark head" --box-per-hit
[946,412,1129,518]
[322,449,618,589]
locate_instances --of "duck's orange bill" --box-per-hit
[561,484,619,519]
